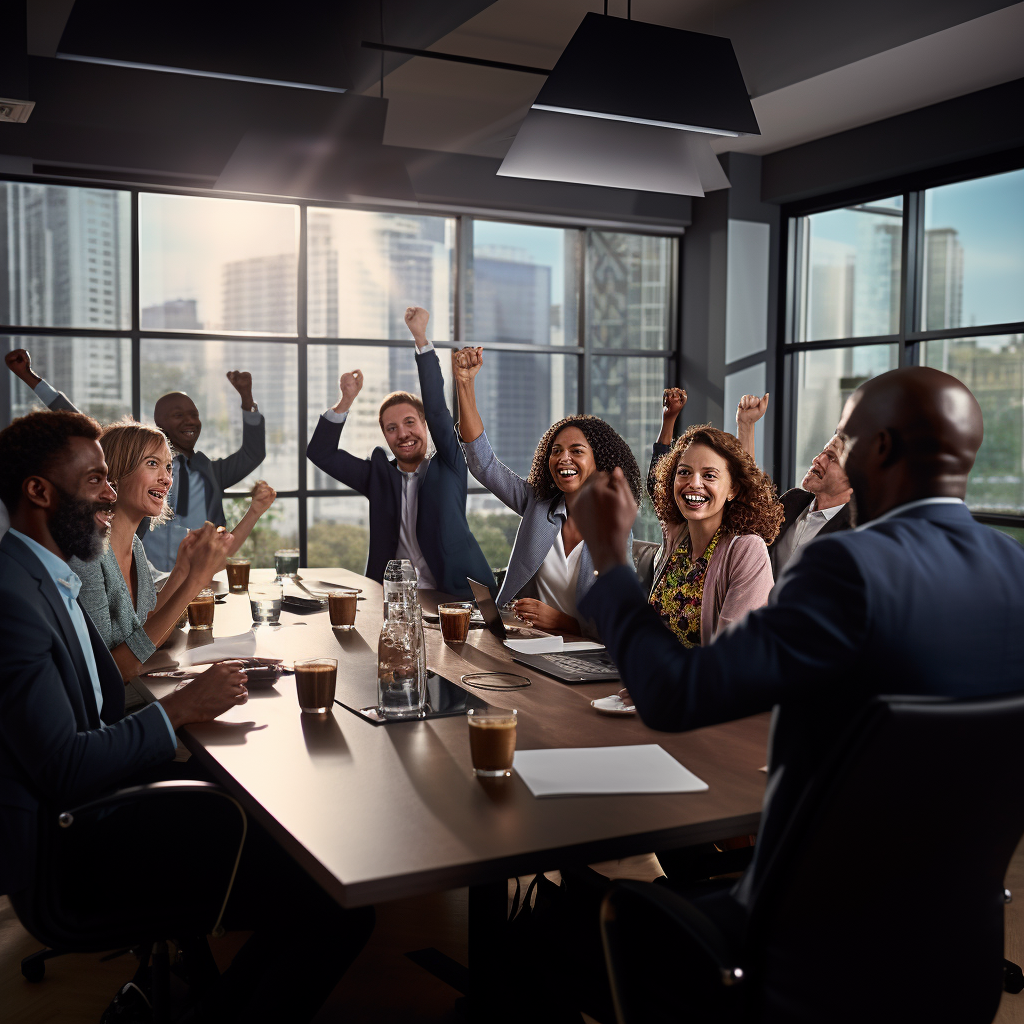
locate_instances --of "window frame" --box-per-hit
[777,154,1024,534]
[1,176,681,563]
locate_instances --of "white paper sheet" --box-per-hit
[182,631,258,666]
[512,744,708,798]
[503,636,604,654]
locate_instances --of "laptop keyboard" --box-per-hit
[544,653,619,675]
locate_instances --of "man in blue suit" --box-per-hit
[0,410,372,1022]
[572,366,1024,907]
[306,306,495,598]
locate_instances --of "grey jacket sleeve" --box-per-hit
[461,431,534,516]
[208,412,266,491]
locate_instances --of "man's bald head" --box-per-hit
[154,391,202,455]
[837,366,983,523]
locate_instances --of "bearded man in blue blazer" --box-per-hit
[306,306,495,598]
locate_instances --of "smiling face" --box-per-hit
[154,392,202,454]
[381,402,429,470]
[115,440,173,521]
[548,426,597,494]
[673,442,737,527]
[50,436,118,561]
[800,434,852,500]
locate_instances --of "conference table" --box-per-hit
[135,567,770,1008]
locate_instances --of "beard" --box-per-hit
[49,484,112,562]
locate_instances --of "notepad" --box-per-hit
[512,744,708,797]
[182,631,258,666]
[503,636,605,655]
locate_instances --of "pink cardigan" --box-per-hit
[650,529,774,646]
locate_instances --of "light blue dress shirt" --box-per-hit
[9,530,177,747]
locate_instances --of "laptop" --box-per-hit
[466,579,620,685]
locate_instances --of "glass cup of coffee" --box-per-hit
[466,707,518,777]
[328,588,359,632]
[225,557,251,593]
[186,588,215,630]
[274,548,300,579]
[438,601,474,644]
[250,582,283,624]
[295,658,338,714]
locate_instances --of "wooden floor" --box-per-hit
[4,847,1024,1024]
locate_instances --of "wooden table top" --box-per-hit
[135,568,769,908]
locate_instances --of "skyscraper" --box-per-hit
[923,227,964,331]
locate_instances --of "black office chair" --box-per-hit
[600,692,1024,1024]
[12,780,247,1024]
[631,539,660,595]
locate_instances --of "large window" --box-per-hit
[785,165,1024,532]
[2,181,678,567]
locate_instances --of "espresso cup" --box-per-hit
[466,707,517,777]
[294,658,338,714]
[328,588,359,631]
[438,602,474,644]
[225,558,251,593]
[186,588,215,630]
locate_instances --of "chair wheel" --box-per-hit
[1004,959,1024,995]
[21,959,45,982]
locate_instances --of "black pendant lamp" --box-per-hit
[530,12,759,138]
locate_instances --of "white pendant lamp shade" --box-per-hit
[497,108,729,196]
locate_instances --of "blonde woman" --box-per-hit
[72,419,276,680]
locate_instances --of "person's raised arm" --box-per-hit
[453,347,485,442]
[305,369,372,495]
[405,305,431,352]
[225,480,276,555]
[211,369,266,490]
[657,387,687,445]
[408,307,461,470]
[736,393,769,462]
[6,348,42,390]
[226,369,257,413]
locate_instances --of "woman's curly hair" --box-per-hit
[652,424,784,544]
[527,415,642,506]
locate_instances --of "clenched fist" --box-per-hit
[662,387,687,420]
[405,306,430,348]
[249,480,276,518]
[736,393,770,426]
[5,348,41,389]
[334,370,363,414]
[453,347,483,384]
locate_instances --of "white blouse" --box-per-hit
[533,528,584,622]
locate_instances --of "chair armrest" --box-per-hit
[57,779,239,829]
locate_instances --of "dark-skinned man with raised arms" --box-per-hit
[5,348,266,571]
[568,367,1024,1019]
[0,410,372,1023]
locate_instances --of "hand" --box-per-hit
[662,387,687,419]
[5,348,41,388]
[512,599,572,631]
[452,347,483,384]
[226,370,255,409]
[736,393,769,427]
[159,660,249,728]
[571,468,638,575]
[248,480,276,518]
[617,687,633,707]
[335,370,363,413]
[405,306,430,346]
[185,522,234,589]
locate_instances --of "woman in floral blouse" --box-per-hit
[647,395,783,646]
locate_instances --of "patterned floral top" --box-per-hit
[649,528,723,647]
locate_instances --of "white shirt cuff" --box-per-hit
[323,409,348,424]
[33,379,60,406]
[415,341,435,354]
[152,701,178,750]
[241,409,263,425]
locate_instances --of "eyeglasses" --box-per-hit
[683,557,709,585]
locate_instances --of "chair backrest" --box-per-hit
[631,539,659,595]
[746,692,1024,1024]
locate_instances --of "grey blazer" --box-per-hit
[462,431,633,638]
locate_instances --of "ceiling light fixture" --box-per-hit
[530,13,759,139]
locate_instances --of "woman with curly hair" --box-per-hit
[453,346,641,638]
[647,396,783,646]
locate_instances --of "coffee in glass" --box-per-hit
[466,708,517,777]
[328,589,358,631]
[187,588,215,630]
[225,558,251,592]
[438,602,473,644]
[294,658,338,714]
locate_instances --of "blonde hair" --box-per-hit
[100,417,174,527]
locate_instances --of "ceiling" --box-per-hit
[2,0,1022,208]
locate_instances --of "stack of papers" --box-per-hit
[503,636,605,655]
[512,744,709,797]
[182,631,258,666]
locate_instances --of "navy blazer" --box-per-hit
[579,501,1024,905]
[305,348,495,599]
[0,533,173,895]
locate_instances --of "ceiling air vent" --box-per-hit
[0,99,35,124]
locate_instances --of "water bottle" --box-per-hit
[378,561,427,719]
